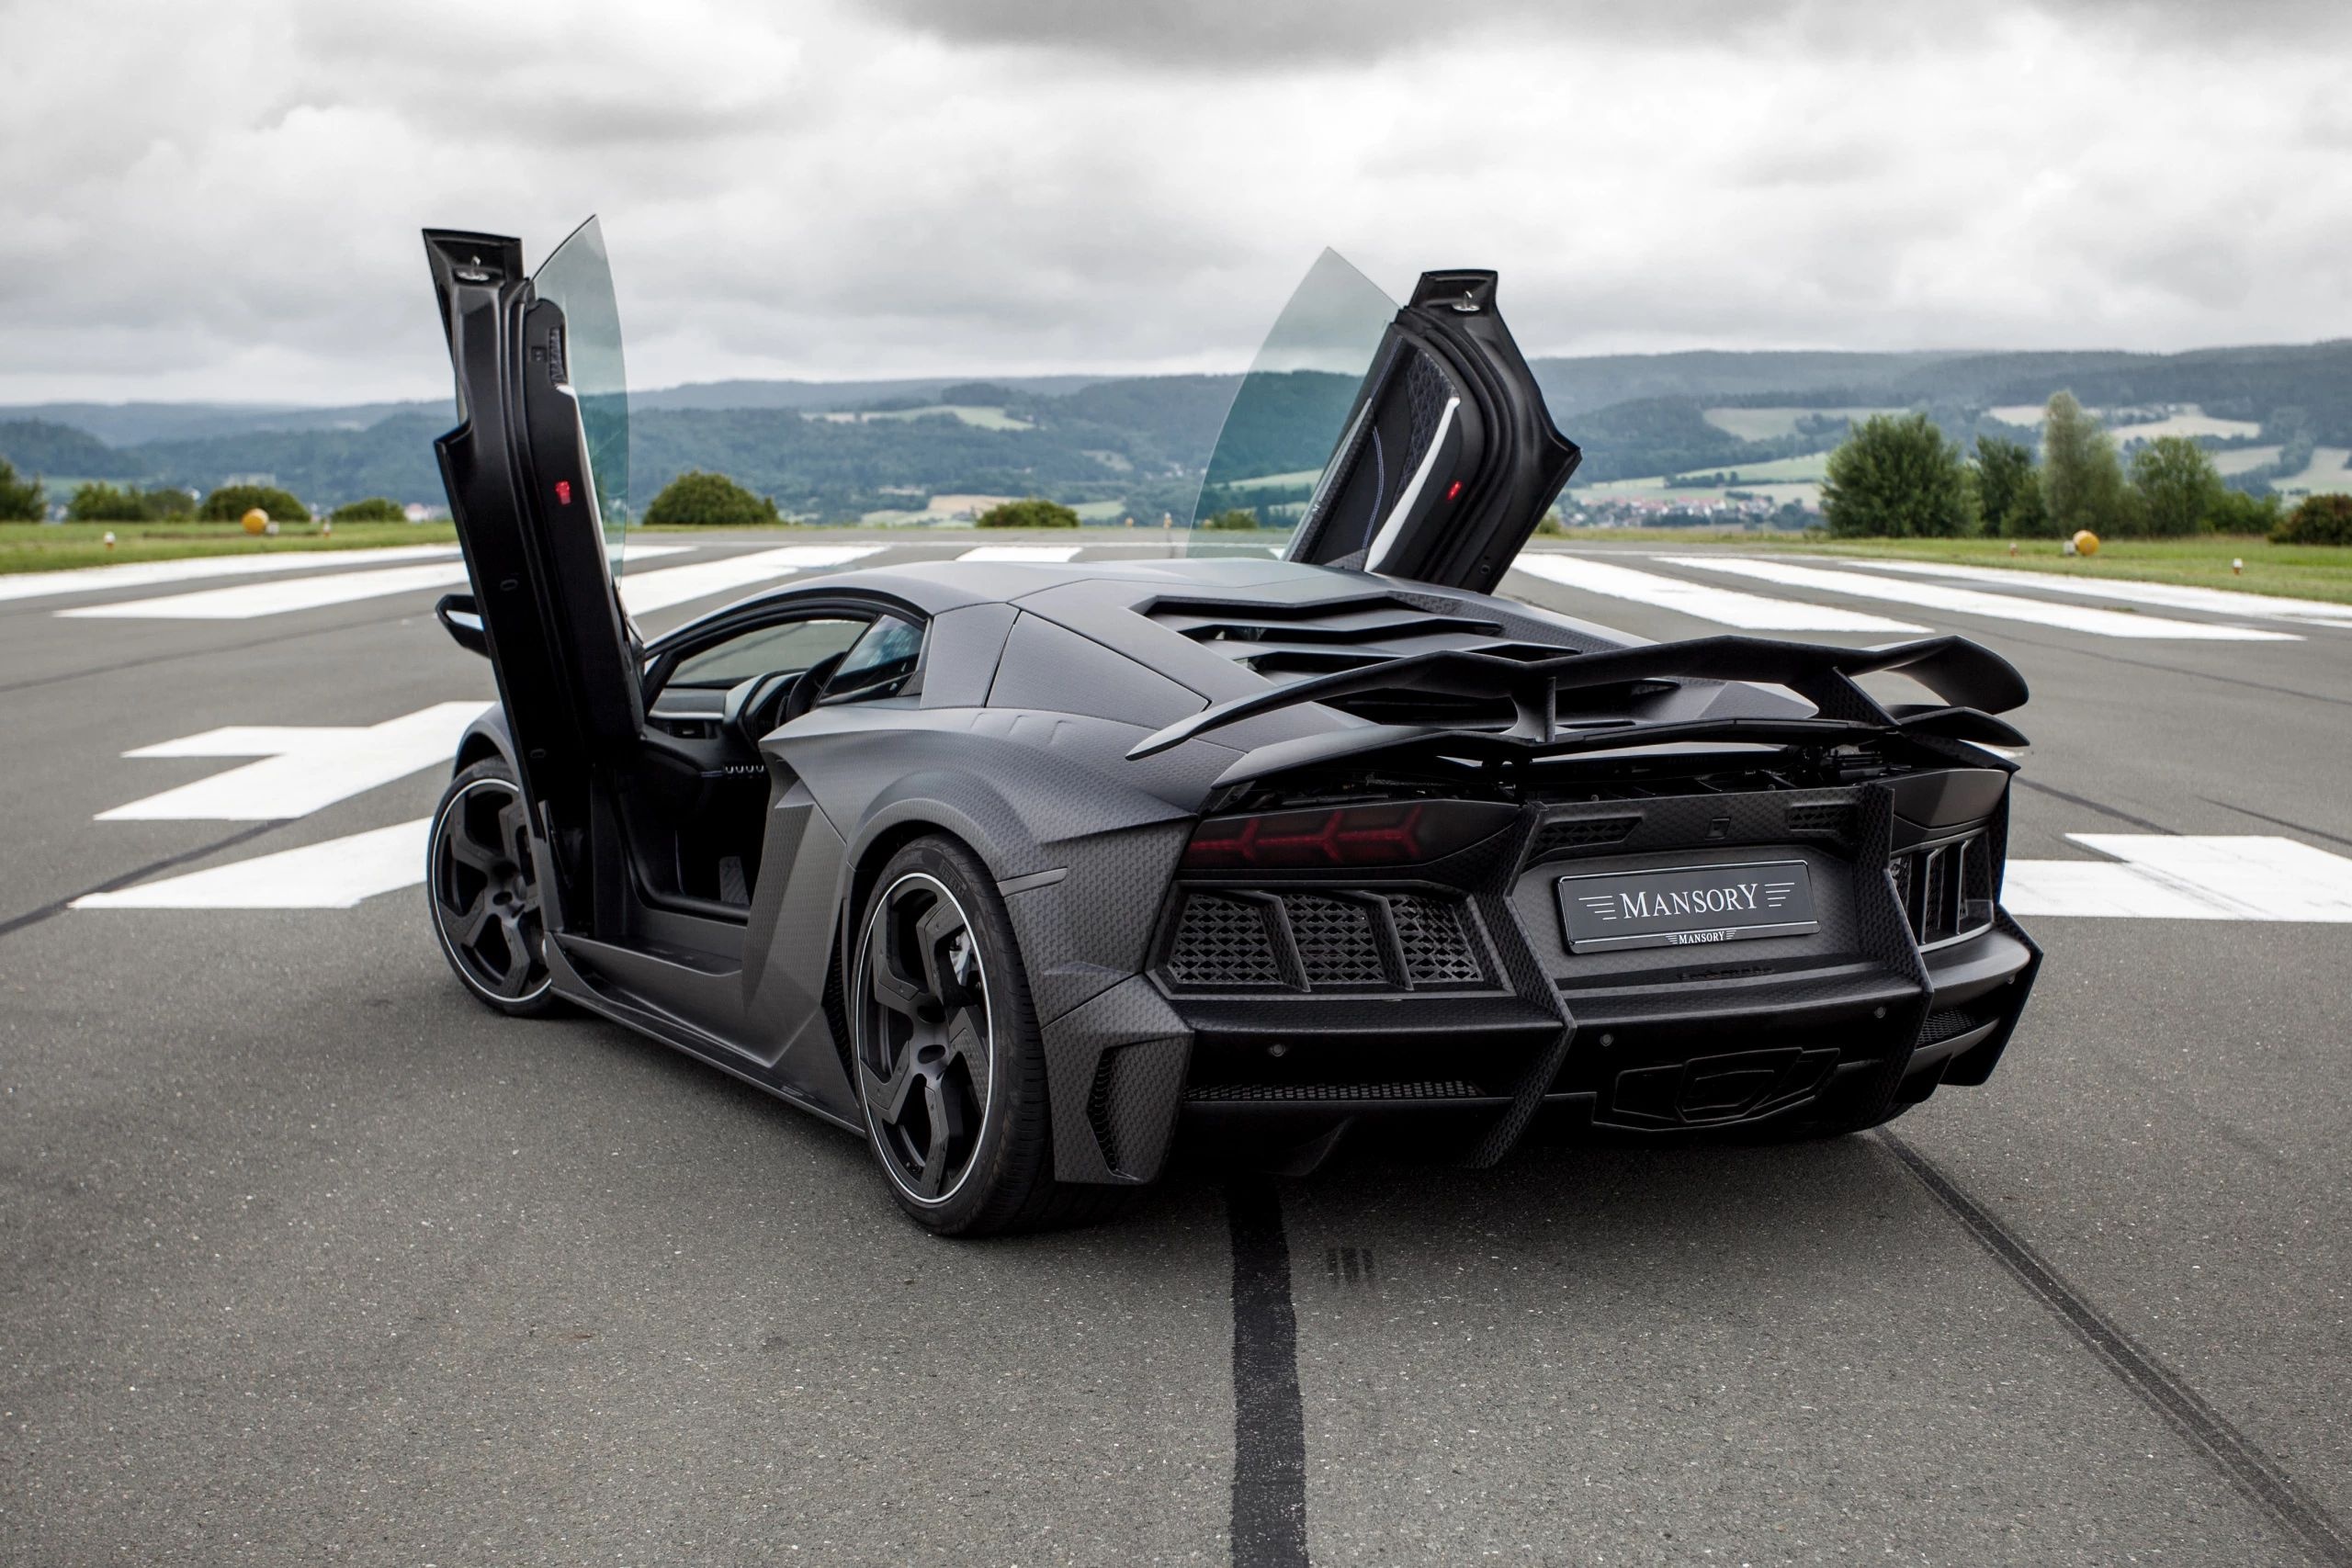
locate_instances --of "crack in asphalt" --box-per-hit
[0,821,285,942]
[1882,1129,2352,1568]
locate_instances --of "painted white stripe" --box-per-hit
[0,545,462,604]
[617,544,881,615]
[1839,558,2352,628]
[2004,835,2352,920]
[956,545,1083,562]
[59,545,691,620]
[1660,557,2301,641]
[100,702,488,821]
[74,818,430,909]
[1510,554,1927,632]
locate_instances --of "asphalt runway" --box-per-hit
[4,532,2348,1565]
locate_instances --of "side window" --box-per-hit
[666,616,866,689]
[820,614,924,705]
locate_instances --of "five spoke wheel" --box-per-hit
[429,771,552,1011]
[854,872,995,1205]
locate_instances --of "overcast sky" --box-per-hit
[5,0,2350,405]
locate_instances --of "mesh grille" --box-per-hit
[1187,1080,1486,1102]
[1166,895,1283,987]
[1785,802,1855,835]
[1923,1005,1996,1043]
[1386,894,1484,985]
[1531,815,1640,860]
[1401,350,1450,475]
[1286,896,1386,986]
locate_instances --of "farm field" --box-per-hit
[811,403,1035,431]
[0,520,456,574]
[1700,405,1893,440]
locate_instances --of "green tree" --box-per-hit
[973,497,1080,528]
[2039,392,2125,537]
[67,482,152,522]
[141,486,196,519]
[330,497,408,523]
[2127,436,2225,537]
[1202,507,1260,530]
[200,483,311,523]
[1973,434,2049,537]
[1819,412,1978,538]
[641,470,781,525]
[0,458,46,521]
[2271,493,2352,546]
[2206,488,2281,536]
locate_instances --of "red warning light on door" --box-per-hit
[1444,480,1463,502]
[555,479,573,505]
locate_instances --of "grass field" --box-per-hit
[1795,533,2352,604]
[1700,407,1893,441]
[0,520,457,574]
[812,404,1034,431]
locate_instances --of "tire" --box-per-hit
[426,758,560,1018]
[849,835,1126,1237]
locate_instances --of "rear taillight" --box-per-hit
[1181,801,1515,871]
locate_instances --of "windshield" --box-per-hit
[530,216,630,570]
[1183,249,1397,558]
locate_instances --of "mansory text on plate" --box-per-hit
[419,220,2041,1235]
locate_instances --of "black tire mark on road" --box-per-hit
[1964,628,2352,711]
[0,604,436,697]
[2010,775,2177,835]
[2199,796,2352,851]
[1883,1129,2352,1567]
[0,822,283,942]
[1228,1179,1310,1568]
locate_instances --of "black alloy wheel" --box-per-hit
[854,869,995,1207]
[427,760,556,1016]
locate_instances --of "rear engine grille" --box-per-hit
[1529,814,1640,861]
[1385,894,1485,986]
[1785,801,1855,835]
[1161,889,1489,994]
[1166,895,1285,987]
[1890,832,1995,949]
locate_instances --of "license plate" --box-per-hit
[1556,860,1818,953]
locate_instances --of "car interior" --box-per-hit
[628,606,924,916]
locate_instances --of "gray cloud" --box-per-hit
[0,0,2346,406]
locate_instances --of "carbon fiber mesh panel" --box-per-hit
[1286,896,1385,986]
[1187,1080,1487,1102]
[1529,815,1641,861]
[1166,895,1283,987]
[1386,894,1484,985]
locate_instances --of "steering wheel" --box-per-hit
[781,651,847,726]
[721,671,799,753]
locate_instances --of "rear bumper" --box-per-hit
[1037,765,2041,1183]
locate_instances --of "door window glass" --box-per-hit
[530,216,631,570]
[666,616,867,688]
[1184,249,1397,558]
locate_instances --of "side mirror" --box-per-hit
[435,592,490,658]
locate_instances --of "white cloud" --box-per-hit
[1,0,2346,404]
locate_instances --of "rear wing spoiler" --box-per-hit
[1127,634,2030,770]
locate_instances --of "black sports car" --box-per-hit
[420,220,2041,1235]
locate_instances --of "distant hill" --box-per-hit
[6,340,2351,514]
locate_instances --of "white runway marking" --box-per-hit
[99,702,488,821]
[74,818,430,909]
[956,545,1084,562]
[616,544,881,615]
[1660,557,2301,641]
[1840,558,2352,629]
[59,546,691,620]
[2005,835,2352,920]
[1510,554,1927,632]
[0,545,462,604]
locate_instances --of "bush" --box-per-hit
[0,459,46,521]
[2206,489,2281,536]
[2271,493,2352,546]
[974,497,1080,529]
[2127,435,2225,537]
[1202,508,1260,530]
[1973,434,2048,538]
[1821,412,1978,538]
[331,497,407,523]
[141,486,196,519]
[2040,392,2127,537]
[642,470,780,526]
[200,483,311,523]
[67,481,151,522]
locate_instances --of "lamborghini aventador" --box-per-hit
[419,220,2041,1235]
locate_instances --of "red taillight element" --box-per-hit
[1181,800,1517,871]
[555,479,573,505]
[1444,480,1464,502]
